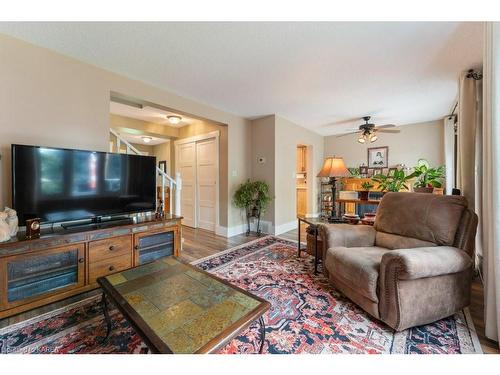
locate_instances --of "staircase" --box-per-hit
[110,129,182,216]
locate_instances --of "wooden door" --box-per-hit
[297,189,307,216]
[177,142,196,228]
[196,138,217,231]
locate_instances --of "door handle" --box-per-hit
[78,258,84,263]
[109,245,115,251]
[109,265,115,272]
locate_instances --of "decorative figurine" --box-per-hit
[4,207,19,237]
[0,212,11,242]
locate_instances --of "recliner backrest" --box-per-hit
[374,192,468,247]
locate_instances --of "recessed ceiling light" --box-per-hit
[142,136,152,143]
[167,115,182,125]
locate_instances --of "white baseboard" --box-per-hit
[215,224,247,238]
[216,218,297,238]
[273,220,297,236]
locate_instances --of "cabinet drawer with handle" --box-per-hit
[88,254,132,285]
[88,235,132,263]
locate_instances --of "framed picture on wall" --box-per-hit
[158,160,167,176]
[367,146,388,168]
[359,166,368,177]
[381,167,389,176]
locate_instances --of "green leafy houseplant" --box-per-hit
[372,169,416,193]
[348,167,361,178]
[358,181,374,201]
[412,159,445,193]
[233,180,272,236]
[361,181,374,191]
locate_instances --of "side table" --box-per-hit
[297,215,328,274]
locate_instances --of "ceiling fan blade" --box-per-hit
[376,129,400,134]
[321,117,363,128]
[376,124,397,129]
[336,131,359,138]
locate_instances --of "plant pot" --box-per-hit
[251,206,259,217]
[414,187,434,194]
[358,191,369,201]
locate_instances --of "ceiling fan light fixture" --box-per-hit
[357,135,366,144]
[370,133,378,143]
[167,115,182,125]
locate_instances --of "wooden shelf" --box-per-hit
[336,198,381,205]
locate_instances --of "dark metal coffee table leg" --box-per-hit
[101,293,112,341]
[258,316,266,354]
[297,218,301,257]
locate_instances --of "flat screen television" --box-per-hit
[12,144,156,224]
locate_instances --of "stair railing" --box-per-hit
[110,129,181,216]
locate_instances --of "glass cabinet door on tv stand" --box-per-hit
[0,244,85,310]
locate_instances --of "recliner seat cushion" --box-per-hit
[374,192,467,246]
[325,246,390,303]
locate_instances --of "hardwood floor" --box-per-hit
[1,225,499,354]
[180,226,259,263]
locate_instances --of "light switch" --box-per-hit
[232,170,238,177]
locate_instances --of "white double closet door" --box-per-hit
[176,135,218,231]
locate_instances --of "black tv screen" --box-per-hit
[12,144,156,224]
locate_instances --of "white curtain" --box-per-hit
[443,116,456,195]
[457,72,478,211]
[483,22,500,346]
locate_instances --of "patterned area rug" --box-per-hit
[0,236,481,354]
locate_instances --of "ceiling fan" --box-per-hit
[336,116,400,144]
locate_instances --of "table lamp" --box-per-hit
[317,156,350,222]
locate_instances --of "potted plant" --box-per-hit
[348,167,361,178]
[412,159,445,193]
[372,169,416,193]
[233,180,272,236]
[358,181,374,201]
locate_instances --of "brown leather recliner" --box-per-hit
[318,192,478,331]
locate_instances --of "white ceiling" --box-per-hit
[0,22,483,135]
[116,131,169,146]
[110,101,192,127]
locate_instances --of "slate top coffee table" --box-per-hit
[97,257,270,354]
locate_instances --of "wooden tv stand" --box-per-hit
[0,214,182,319]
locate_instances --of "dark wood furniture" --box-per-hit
[297,215,328,274]
[97,257,270,354]
[0,215,182,319]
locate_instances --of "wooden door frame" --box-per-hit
[174,131,220,232]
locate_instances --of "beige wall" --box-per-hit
[324,120,445,170]
[0,34,251,228]
[249,115,323,232]
[153,142,171,177]
[275,116,324,227]
[250,115,276,223]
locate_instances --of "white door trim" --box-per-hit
[175,131,220,232]
[174,131,220,146]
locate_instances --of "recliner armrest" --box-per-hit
[380,246,472,280]
[317,224,376,264]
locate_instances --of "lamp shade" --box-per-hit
[317,156,350,178]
